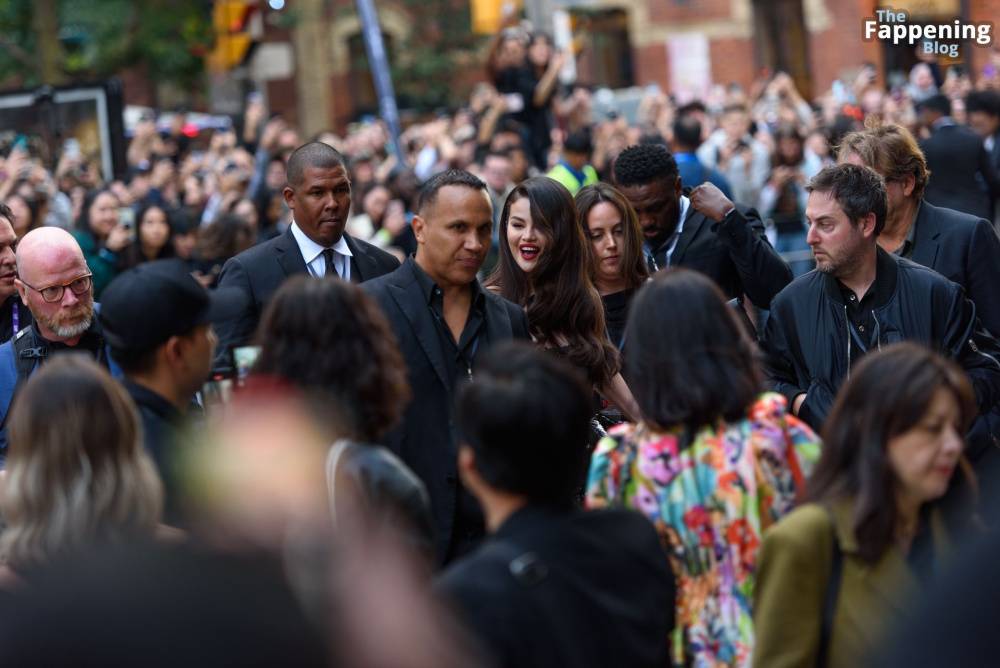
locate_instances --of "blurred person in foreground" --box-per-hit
[587,269,819,668]
[760,164,1000,435]
[753,344,974,668]
[99,260,243,522]
[252,275,435,557]
[0,355,163,589]
[613,143,791,313]
[216,142,398,357]
[0,203,31,343]
[364,170,529,565]
[0,227,121,458]
[437,341,675,668]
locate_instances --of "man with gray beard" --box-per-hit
[0,228,119,462]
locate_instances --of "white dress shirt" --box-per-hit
[290,221,353,280]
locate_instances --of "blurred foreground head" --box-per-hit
[1,355,162,572]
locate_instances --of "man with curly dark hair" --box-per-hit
[364,169,530,566]
[612,142,791,310]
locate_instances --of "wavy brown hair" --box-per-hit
[0,356,163,571]
[836,119,930,199]
[253,276,411,442]
[486,177,618,387]
[574,182,649,292]
[809,343,976,563]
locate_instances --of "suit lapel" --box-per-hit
[344,234,372,283]
[909,201,940,269]
[483,289,514,343]
[388,264,451,392]
[670,207,706,266]
[275,228,309,277]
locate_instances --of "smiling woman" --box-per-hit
[486,177,639,422]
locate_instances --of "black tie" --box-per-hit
[322,248,338,278]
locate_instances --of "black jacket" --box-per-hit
[362,259,530,564]
[329,440,436,559]
[920,123,1000,221]
[908,200,1000,338]
[761,249,1000,431]
[662,203,792,309]
[214,228,399,360]
[436,506,675,668]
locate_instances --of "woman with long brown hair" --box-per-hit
[486,176,638,420]
[575,182,649,350]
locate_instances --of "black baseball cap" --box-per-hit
[99,259,246,351]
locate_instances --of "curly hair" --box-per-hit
[612,143,679,188]
[253,276,411,441]
[806,163,888,236]
[836,120,930,199]
[486,177,619,388]
[1,356,163,571]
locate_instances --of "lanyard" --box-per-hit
[11,304,19,337]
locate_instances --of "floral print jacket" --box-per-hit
[586,392,820,668]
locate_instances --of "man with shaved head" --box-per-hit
[215,141,399,360]
[0,227,119,460]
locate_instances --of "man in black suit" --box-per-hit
[436,342,674,668]
[839,122,1000,339]
[363,170,530,565]
[966,90,1000,224]
[215,142,399,359]
[612,143,792,310]
[916,94,1000,221]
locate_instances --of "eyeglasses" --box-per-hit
[20,274,93,303]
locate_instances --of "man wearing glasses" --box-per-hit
[0,227,118,462]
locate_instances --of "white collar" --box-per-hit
[290,221,353,265]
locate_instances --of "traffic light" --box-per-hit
[471,0,523,35]
[207,0,257,71]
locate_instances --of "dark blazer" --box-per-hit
[920,124,1000,221]
[362,259,530,563]
[215,227,399,357]
[436,506,675,668]
[668,202,792,309]
[910,200,1000,338]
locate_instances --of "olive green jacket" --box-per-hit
[752,500,949,668]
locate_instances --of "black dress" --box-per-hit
[601,289,636,352]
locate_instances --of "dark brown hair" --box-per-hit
[625,269,761,434]
[486,177,618,387]
[809,343,976,563]
[575,183,649,292]
[253,276,411,442]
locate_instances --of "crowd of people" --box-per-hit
[0,17,999,666]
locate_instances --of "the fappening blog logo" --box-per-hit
[863,8,993,58]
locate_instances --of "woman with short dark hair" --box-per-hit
[253,276,433,554]
[586,268,819,668]
[575,183,649,351]
[753,343,974,668]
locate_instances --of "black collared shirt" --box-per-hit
[410,259,487,389]
[891,202,920,259]
[838,247,898,364]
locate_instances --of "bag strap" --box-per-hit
[817,505,844,668]
[325,439,354,530]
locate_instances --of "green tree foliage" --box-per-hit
[0,0,213,90]
[390,0,486,111]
